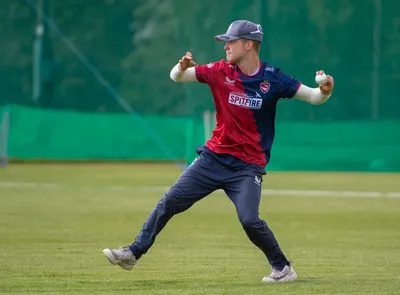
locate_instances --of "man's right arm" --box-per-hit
[170,63,198,82]
[170,52,221,84]
[170,51,198,83]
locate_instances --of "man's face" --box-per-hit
[224,39,249,63]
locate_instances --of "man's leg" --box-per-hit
[129,159,220,259]
[103,154,221,270]
[223,169,297,282]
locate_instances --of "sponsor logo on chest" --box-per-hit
[225,76,236,84]
[228,93,262,110]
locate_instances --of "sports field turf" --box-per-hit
[1,164,399,294]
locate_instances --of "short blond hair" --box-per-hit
[252,41,261,53]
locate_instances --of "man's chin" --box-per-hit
[226,56,237,64]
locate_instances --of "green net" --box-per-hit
[2,105,398,172]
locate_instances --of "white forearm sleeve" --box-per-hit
[170,64,198,82]
[294,84,331,105]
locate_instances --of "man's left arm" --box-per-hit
[293,70,334,105]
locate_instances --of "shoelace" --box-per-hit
[118,247,133,260]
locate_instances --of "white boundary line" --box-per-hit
[0,181,399,198]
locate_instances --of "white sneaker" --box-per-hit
[103,246,137,270]
[262,265,298,282]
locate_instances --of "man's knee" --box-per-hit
[156,191,189,215]
[239,214,266,231]
[157,192,177,209]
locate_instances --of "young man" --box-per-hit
[103,20,334,283]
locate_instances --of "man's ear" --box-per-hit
[245,40,253,51]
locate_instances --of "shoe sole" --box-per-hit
[103,248,134,270]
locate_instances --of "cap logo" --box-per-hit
[250,24,263,35]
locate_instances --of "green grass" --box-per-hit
[1,164,400,294]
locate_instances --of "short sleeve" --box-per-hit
[195,60,225,85]
[276,69,301,99]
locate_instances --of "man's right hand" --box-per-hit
[178,52,197,71]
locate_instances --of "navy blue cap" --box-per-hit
[214,20,263,43]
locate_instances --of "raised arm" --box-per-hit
[170,52,198,82]
[294,70,334,105]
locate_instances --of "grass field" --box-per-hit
[1,164,400,294]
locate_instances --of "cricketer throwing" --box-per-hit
[103,20,334,283]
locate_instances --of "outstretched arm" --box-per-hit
[170,64,197,82]
[294,84,330,105]
[170,52,198,82]
[294,70,334,105]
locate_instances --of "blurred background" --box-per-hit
[0,0,399,171]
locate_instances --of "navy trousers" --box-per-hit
[130,148,290,270]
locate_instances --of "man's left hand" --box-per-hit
[317,70,334,96]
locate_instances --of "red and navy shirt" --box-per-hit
[195,60,301,169]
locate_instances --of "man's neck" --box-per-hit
[237,56,261,76]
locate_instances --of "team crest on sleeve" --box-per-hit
[260,80,270,93]
[207,63,213,68]
[266,66,274,72]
